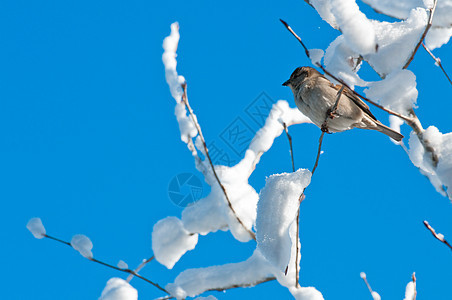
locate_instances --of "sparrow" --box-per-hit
[283,66,403,141]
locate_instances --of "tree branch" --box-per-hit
[403,0,438,69]
[280,19,310,58]
[422,42,452,86]
[423,220,452,251]
[126,256,155,283]
[181,83,256,240]
[42,234,170,295]
[283,122,296,172]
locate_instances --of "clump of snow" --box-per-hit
[366,8,428,76]
[389,115,405,143]
[371,291,381,300]
[166,250,273,299]
[152,217,198,269]
[360,272,366,279]
[403,281,415,300]
[426,27,452,49]
[362,0,452,50]
[162,22,184,102]
[408,126,452,199]
[309,0,338,29]
[162,22,197,144]
[117,260,128,269]
[324,36,366,88]
[309,49,324,65]
[365,69,418,115]
[27,218,46,239]
[99,278,138,300]
[71,234,93,259]
[330,0,377,55]
[256,169,311,272]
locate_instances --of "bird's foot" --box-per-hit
[321,122,330,133]
[326,108,338,119]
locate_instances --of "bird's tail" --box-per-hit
[375,122,404,142]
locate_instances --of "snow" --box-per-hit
[366,8,428,76]
[330,0,377,55]
[437,233,445,241]
[309,49,324,65]
[371,291,381,300]
[167,169,323,300]
[166,250,273,299]
[99,278,138,300]
[194,296,218,300]
[362,0,452,50]
[26,217,46,239]
[152,217,198,269]
[71,234,93,259]
[324,36,366,88]
[408,126,452,199]
[309,0,338,29]
[426,27,452,49]
[256,169,311,272]
[162,22,197,144]
[403,281,415,300]
[364,69,418,115]
[360,272,366,279]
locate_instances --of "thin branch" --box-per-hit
[283,122,296,172]
[422,43,452,86]
[42,234,170,295]
[205,276,276,293]
[403,0,438,69]
[181,83,256,240]
[126,256,155,283]
[360,272,376,299]
[280,19,310,58]
[412,272,417,300]
[423,220,452,251]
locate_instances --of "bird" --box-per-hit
[282,66,404,141]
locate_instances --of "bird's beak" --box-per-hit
[282,79,290,86]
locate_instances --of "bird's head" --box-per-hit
[282,66,319,88]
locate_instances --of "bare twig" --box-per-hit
[412,272,417,300]
[280,19,310,58]
[283,122,296,172]
[423,220,452,251]
[205,276,276,293]
[126,256,155,282]
[422,43,452,86]
[181,83,256,240]
[403,0,438,69]
[42,234,170,295]
[360,272,374,296]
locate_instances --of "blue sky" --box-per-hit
[2,0,452,299]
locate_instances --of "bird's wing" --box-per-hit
[331,82,378,121]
